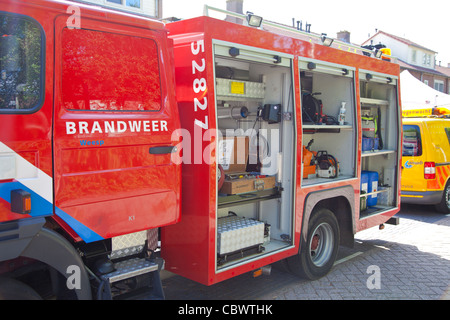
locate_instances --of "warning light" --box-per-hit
[10,189,31,214]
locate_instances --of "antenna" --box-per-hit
[306,23,311,33]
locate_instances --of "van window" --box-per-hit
[61,28,161,111]
[0,14,44,112]
[445,128,450,145]
[403,125,422,156]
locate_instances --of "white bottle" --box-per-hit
[339,102,346,125]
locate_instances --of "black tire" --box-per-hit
[435,182,450,213]
[0,277,42,300]
[287,207,339,280]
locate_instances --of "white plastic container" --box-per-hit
[339,101,346,125]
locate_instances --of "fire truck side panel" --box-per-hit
[160,29,218,285]
[1,0,181,241]
[0,1,54,224]
[356,68,402,232]
[52,14,181,242]
[163,17,302,285]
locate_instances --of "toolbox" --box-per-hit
[217,215,265,260]
[219,174,276,195]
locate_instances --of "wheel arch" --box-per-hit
[435,177,450,213]
[302,186,356,248]
[20,226,92,300]
[1,217,92,300]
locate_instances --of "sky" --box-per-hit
[162,0,450,66]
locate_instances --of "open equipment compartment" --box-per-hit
[162,12,401,288]
[214,41,296,270]
[299,59,357,186]
[358,70,401,217]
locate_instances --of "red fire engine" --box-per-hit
[0,0,401,299]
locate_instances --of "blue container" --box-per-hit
[361,171,368,192]
[362,171,378,206]
[362,138,371,151]
[362,138,379,151]
[373,138,379,150]
[361,172,369,209]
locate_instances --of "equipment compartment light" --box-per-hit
[246,11,262,28]
[320,33,334,47]
[374,49,383,59]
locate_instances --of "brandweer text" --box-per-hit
[65,120,168,135]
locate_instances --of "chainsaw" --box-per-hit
[302,139,339,179]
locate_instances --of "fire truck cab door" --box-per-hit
[53,16,181,242]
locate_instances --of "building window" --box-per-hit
[411,50,417,63]
[126,0,141,8]
[434,80,444,92]
[0,13,44,113]
[422,53,431,66]
[424,80,429,86]
[106,0,141,9]
[102,0,161,17]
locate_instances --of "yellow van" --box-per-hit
[401,112,450,213]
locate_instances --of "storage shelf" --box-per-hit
[361,149,396,157]
[303,124,352,133]
[218,188,281,208]
[302,175,354,187]
[303,124,352,129]
[360,97,389,106]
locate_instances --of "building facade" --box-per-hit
[362,30,450,94]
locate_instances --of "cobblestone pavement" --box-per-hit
[162,203,450,300]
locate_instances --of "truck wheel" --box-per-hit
[287,208,339,280]
[0,277,42,300]
[435,182,450,213]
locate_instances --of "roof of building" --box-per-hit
[362,30,437,53]
[436,65,450,77]
[398,59,447,77]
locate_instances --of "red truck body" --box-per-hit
[0,0,402,299]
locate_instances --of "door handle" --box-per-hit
[149,145,177,155]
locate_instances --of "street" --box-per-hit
[162,203,450,300]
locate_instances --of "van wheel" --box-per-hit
[435,182,450,213]
[287,208,339,280]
